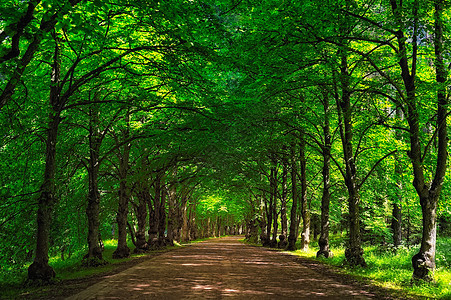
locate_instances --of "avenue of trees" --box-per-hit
[1,0,451,285]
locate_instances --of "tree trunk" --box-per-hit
[336,49,366,267]
[391,197,402,248]
[84,105,105,265]
[28,35,61,281]
[148,174,160,246]
[180,190,190,242]
[182,200,190,242]
[135,184,149,252]
[263,192,271,246]
[279,152,288,248]
[167,187,175,244]
[410,2,448,281]
[27,112,60,281]
[189,200,197,240]
[317,97,333,258]
[391,109,403,248]
[216,216,221,237]
[270,164,278,248]
[299,133,310,252]
[113,171,131,259]
[246,195,260,243]
[158,184,167,245]
[127,222,136,247]
[113,116,131,259]
[287,143,299,251]
[85,170,103,263]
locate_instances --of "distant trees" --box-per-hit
[228,0,450,282]
[0,0,450,284]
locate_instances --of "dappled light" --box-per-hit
[67,237,380,299]
[1,0,451,299]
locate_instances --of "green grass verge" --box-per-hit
[0,239,183,299]
[288,236,451,299]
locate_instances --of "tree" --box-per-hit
[27,32,62,281]
[339,0,449,280]
[317,90,333,258]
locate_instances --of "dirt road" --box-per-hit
[66,236,390,299]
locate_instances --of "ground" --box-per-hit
[19,236,412,299]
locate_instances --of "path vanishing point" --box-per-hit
[66,236,392,299]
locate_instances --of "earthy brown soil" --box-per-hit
[49,236,409,299]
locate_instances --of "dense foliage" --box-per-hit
[1,0,450,292]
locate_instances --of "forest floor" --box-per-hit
[17,235,419,299]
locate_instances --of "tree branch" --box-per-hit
[358,150,398,188]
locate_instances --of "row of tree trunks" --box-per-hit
[253,138,310,252]
[27,32,138,280]
[380,0,449,281]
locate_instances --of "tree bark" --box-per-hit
[246,195,259,243]
[113,115,131,259]
[270,163,278,248]
[391,108,403,248]
[391,201,402,247]
[179,189,190,242]
[85,159,103,263]
[410,1,448,281]
[84,104,105,265]
[148,174,160,246]
[337,50,366,267]
[279,151,288,248]
[299,133,310,252]
[158,183,167,245]
[384,0,448,281]
[189,199,197,240]
[287,143,299,251]
[317,96,333,258]
[27,112,60,281]
[134,181,149,252]
[28,34,62,281]
[181,199,190,242]
[127,222,136,247]
[167,170,177,245]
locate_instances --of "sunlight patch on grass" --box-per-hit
[283,236,451,299]
[103,239,118,248]
[293,247,317,258]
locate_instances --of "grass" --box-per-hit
[0,239,183,299]
[289,236,451,299]
[2,235,449,299]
